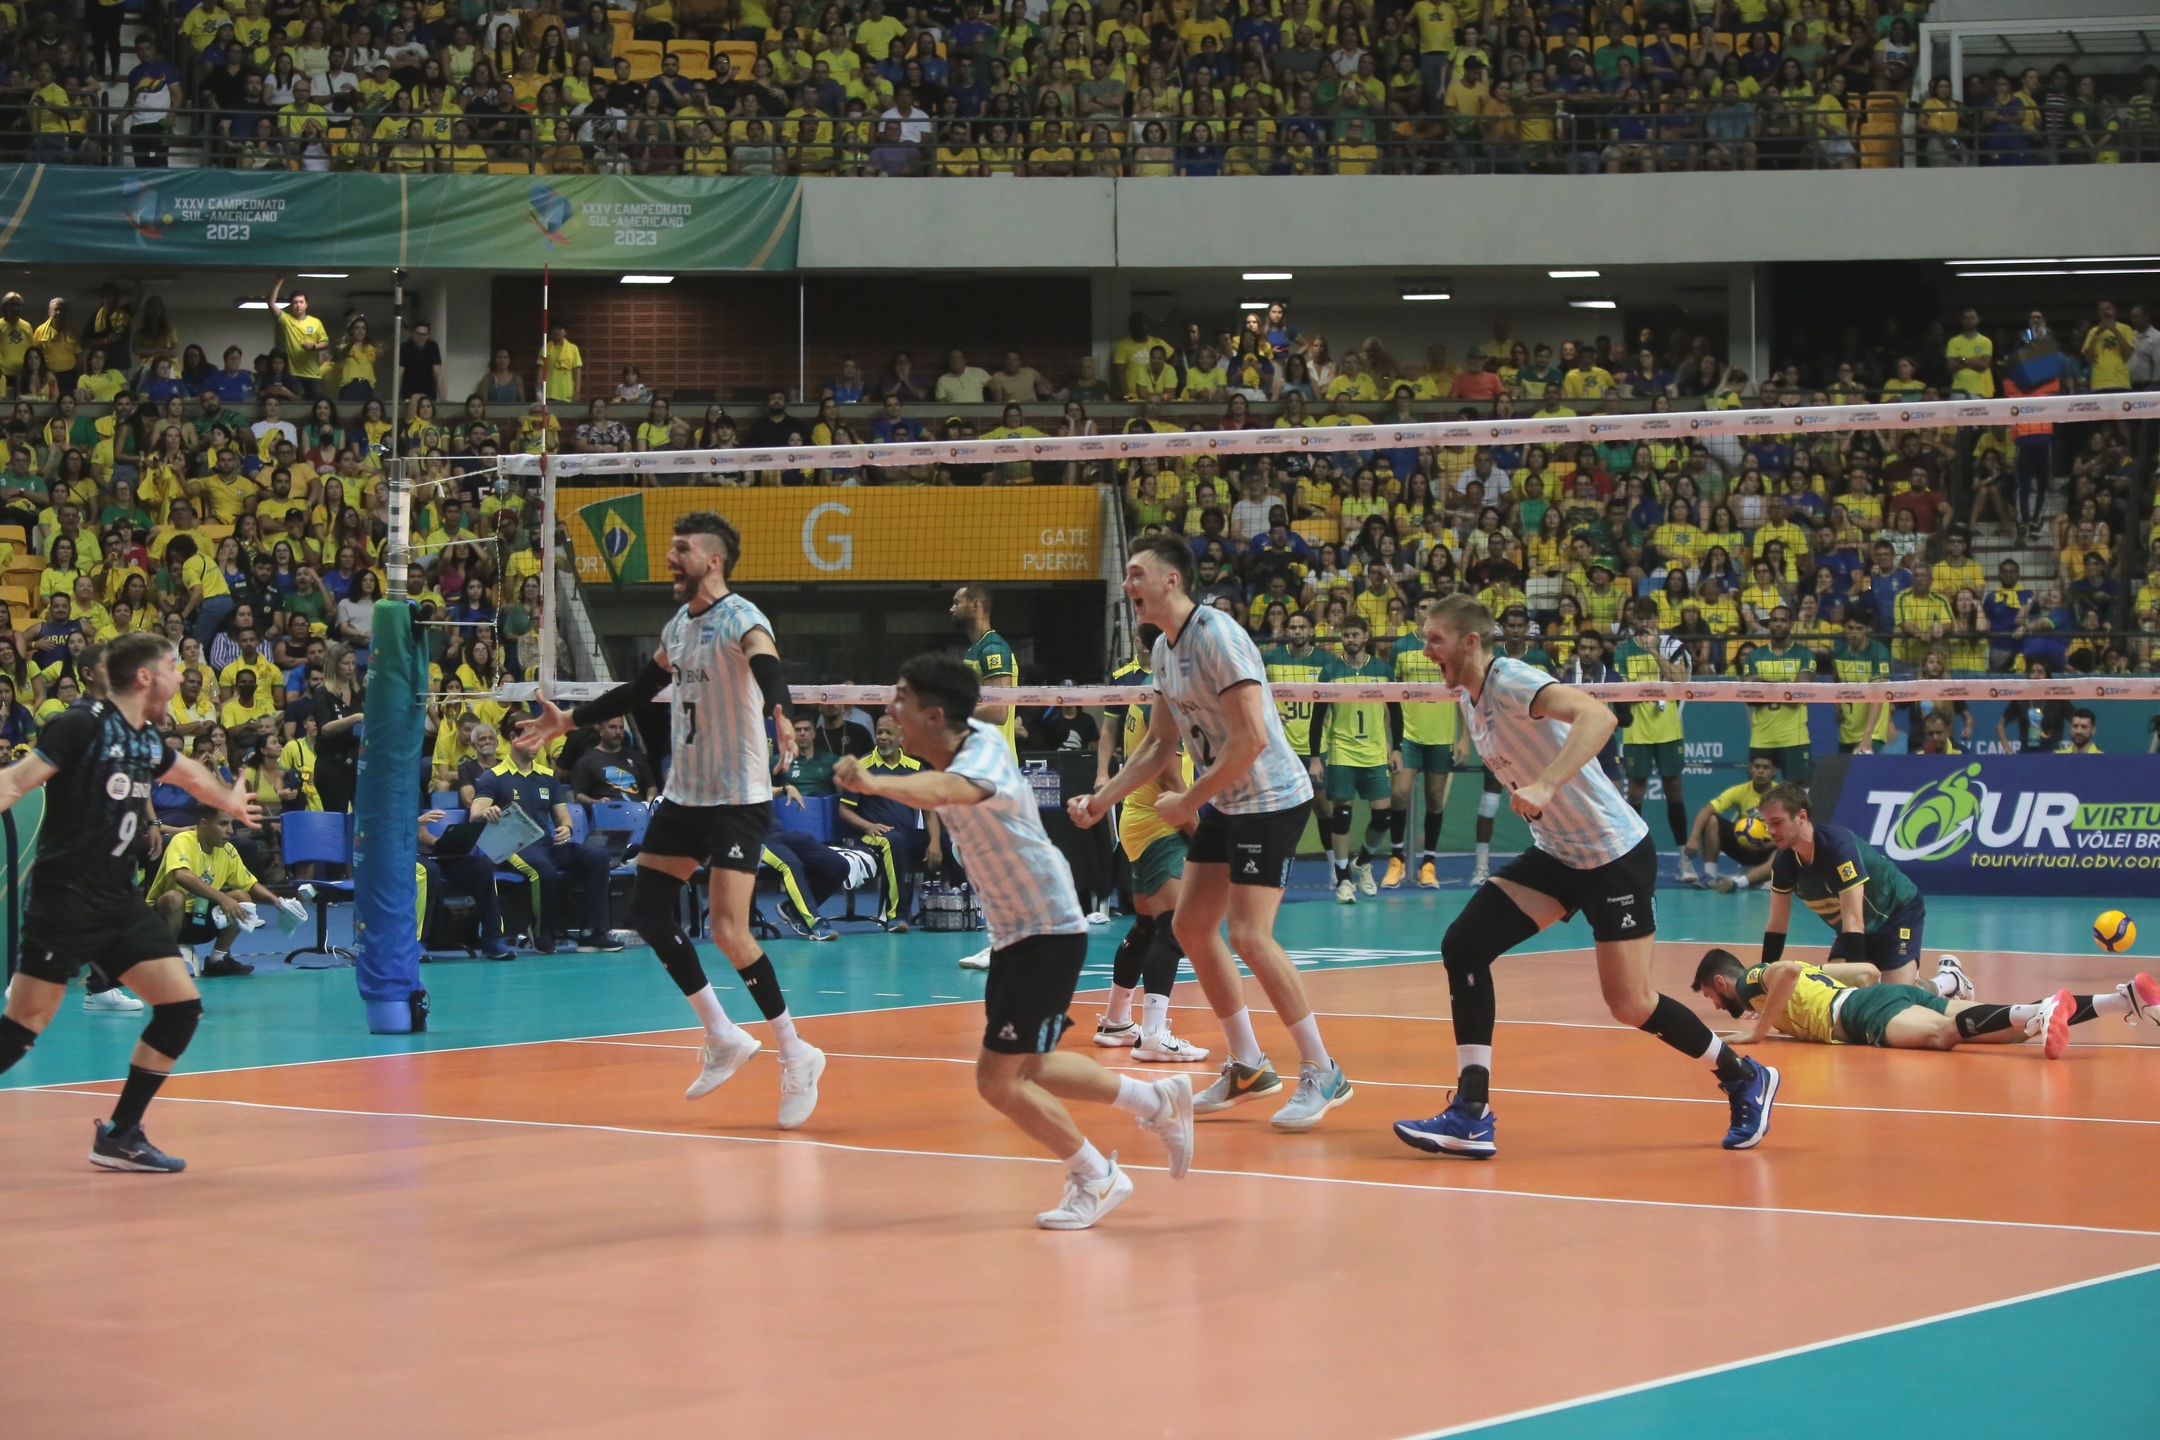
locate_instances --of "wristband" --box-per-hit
[1759,931,1786,967]
[1830,930,1867,964]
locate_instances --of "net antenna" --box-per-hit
[537,263,557,693]
[385,266,409,600]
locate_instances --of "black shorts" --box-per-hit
[17,898,183,985]
[1188,799,1309,888]
[982,932,1087,1055]
[1495,834,1659,943]
[1865,899,1926,974]
[641,799,773,874]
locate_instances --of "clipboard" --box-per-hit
[477,806,546,862]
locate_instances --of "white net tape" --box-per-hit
[499,392,2158,479]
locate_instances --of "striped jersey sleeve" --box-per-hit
[660,593,775,808]
[938,719,1088,949]
[1465,656,1647,869]
[1153,608,1313,816]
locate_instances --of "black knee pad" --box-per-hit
[628,866,688,937]
[1331,802,1354,834]
[1441,882,1543,996]
[141,998,204,1061]
[1140,908,1184,995]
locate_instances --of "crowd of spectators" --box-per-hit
[10,0,2160,173]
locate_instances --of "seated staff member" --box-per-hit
[759,823,895,943]
[417,808,515,962]
[1684,754,1779,893]
[835,653,1195,1231]
[1756,781,1927,988]
[467,730,622,954]
[836,714,939,931]
[146,807,297,979]
[1693,947,2159,1058]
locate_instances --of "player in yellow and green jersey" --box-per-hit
[1611,597,1694,881]
[1387,595,1463,889]
[1684,753,1779,893]
[1263,609,1329,761]
[1740,606,1815,782]
[951,582,1017,751]
[1314,615,1394,903]
[1830,615,1893,754]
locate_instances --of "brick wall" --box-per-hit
[490,275,1091,405]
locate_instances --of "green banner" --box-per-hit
[0,167,801,270]
[578,492,647,589]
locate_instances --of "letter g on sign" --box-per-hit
[803,502,853,572]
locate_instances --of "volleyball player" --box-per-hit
[1611,598,1694,883]
[836,654,1194,1230]
[1754,782,1930,990]
[517,511,827,1130]
[1392,595,1780,1158]
[1093,625,1208,1062]
[1072,535,1353,1132]
[1314,615,1393,904]
[949,581,1018,972]
[1388,595,1462,889]
[0,633,263,1172]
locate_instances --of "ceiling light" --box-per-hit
[1238,301,1270,310]
[1953,269,2070,279]
[1943,258,2063,266]
[1569,299,1619,310]
[1242,271,1292,281]
[1548,269,1600,279]
[236,300,270,310]
[297,271,349,279]
[620,274,675,285]
[1401,292,1450,302]
[1947,255,2160,266]
[2071,266,2160,276]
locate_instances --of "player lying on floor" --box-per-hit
[1691,948,2160,1058]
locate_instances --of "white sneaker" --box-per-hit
[1335,878,1357,904]
[1136,1074,1195,1180]
[776,1046,826,1129]
[1677,855,1700,886]
[177,944,199,978]
[1084,911,1111,926]
[1093,1016,1140,1047]
[83,987,145,1013]
[1469,863,1490,888]
[957,948,992,971]
[1036,1157,1134,1230]
[1353,860,1377,896]
[2121,974,2160,1026]
[1134,1028,1210,1063]
[686,1030,761,1100]
[1933,955,1975,1001]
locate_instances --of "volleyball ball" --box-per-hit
[1734,814,1771,848]
[2094,911,2137,954]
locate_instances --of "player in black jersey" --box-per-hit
[0,633,262,1172]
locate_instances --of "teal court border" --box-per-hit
[5,888,2155,1440]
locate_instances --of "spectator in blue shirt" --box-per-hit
[209,345,258,404]
[125,36,182,168]
[1865,541,1913,636]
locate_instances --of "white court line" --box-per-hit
[564,1039,2160,1129]
[1395,1260,2160,1439]
[19,1085,2160,1240]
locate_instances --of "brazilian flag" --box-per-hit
[579,493,647,589]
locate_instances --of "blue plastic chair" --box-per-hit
[430,791,463,811]
[281,811,356,967]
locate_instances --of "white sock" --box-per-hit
[1140,992,1170,1041]
[1932,970,1960,998]
[1732,875,1750,889]
[1286,1013,1331,1070]
[1456,1042,1493,1076]
[1475,841,1490,868]
[768,1009,808,1061]
[1065,1138,1110,1179]
[1106,984,1135,1027]
[1219,1006,1266,1068]
[2009,1001,2046,1026]
[2091,992,2130,1018]
[1113,1074,1164,1120]
[688,985,747,1042]
[1699,1034,1727,1071]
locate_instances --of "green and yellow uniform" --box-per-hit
[1771,818,1925,973]
[1612,633,1687,781]
[1391,632,1456,773]
[1263,641,1329,758]
[1319,650,1391,801]
[963,627,1018,752]
[1107,660,1193,895]
[1829,637,1894,747]
[1707,776,1775,858]
[1741,641,1813,778]
[1736,960,1949,1046]
[147,829,259,926]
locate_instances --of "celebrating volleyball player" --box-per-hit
[0,633,263,1172]
[1071,535,1353,1132]
[1392,595,1780,1158]
[1093,625,1209,1062]
[517,511,827,1129]
[836,654,1194,1231]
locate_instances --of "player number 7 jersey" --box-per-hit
[661,592,776,807]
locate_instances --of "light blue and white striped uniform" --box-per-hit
[938,719,1088,950]
[1151,605,1314,815]
[660,592,774,807]
[1463,656,1647,868]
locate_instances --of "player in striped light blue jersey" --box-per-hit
[1072,535,1353,1134]
[518,511,826,1132]
[1391,593,1781,1161]
[837,653,1194,1231]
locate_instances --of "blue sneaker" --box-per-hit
[1720,1059,1779,1150]
[89,1120,186,1173]
[1393,1096,1496,1159]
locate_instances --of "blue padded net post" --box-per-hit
[354,599,425,1033]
